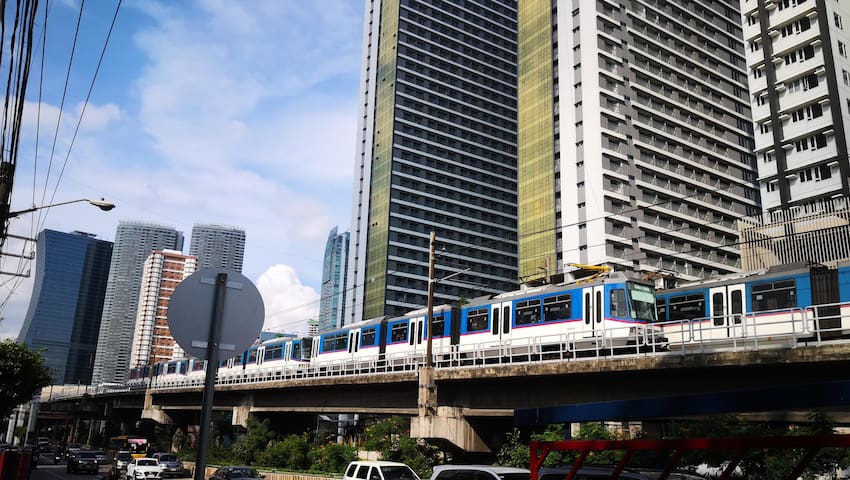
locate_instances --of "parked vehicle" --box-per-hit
[540,466,650,480]
[67,451,100,474]
[152,453,187,478]
[344,461,420,480]
[430,465,528,480]
[126,457,162,479]
[93,450,109,465]
[208,466,264,480]
[114,451,133,471]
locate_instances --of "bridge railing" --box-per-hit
[50,304,850,395]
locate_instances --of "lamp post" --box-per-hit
[6,198,115,218]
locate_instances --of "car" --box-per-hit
[93,450,109,465]
[127,458,162,479]
[345,461,420,480]
[208,466,265,480]
[429,465,528,480]
[540,466,651,480]
[152,453,186,478]
[67,450,100,474]
[114,451,133,471]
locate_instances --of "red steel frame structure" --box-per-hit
[530,434,850,480]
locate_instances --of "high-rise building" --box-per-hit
[318,227,349,331]
[345,0,520,324]
[17,230,112,385]
[741,0,850,211]
[129,249,197,367]
[92,221,183,385]
[516,1,761,282]
[189,224,246,272]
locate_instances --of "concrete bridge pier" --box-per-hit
[142,389,173,425]
[411,367,490,453]
[232,394,254,427]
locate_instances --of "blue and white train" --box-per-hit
[134,271,663,386]
[655,262,850,346]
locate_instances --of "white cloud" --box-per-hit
[256,264,319,335]
[0,1,362,342]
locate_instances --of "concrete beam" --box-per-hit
[410,407,490,453]
[141,390,173,424]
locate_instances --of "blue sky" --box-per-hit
[0,0,364,338]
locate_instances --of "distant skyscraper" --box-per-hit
[189,224,246,272]
[741,0,850,211]
[129,249,197,367]
[515,1,760,282]
[17,230,112,385]
[92,221,183,385]
[318,227,349,331]
[345,0,520,324]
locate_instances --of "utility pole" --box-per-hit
[425,231,436,368]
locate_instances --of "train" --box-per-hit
[131,270,665,388]
[129,262,850,389]
[655,261,850,347]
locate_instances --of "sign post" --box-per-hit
[168,268,264,480]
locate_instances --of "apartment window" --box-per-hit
[845,70,850,86]
[803,74,819,90]
[762,151,775,163]
[753,67,764,79]
[836,13,844,29]
[759,122,771,134]
[766,181,777,192]
[840,41,848,58]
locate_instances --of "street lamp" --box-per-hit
[7,198,116,218]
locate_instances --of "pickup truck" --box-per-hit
[126,458,162,479]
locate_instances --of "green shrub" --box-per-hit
[257,434,311,470]
[309,442,358,474]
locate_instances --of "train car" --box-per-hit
[456,271,662,360]
[241,336,314,380]
[654,262,850,347]
[127,365,151,389]
[312,316,391,369]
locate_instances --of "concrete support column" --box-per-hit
[232,394,254,427]
[410,407,490,453]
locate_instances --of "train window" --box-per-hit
[167,363,177,374]
[322,333,348,352]
[432,315,445,338]
[731,290,743,324]
[610,289,627,317]
[669,293,705,321]
[361,327,377,346]
[628,282,657,321]
[516,300,541,325]
[656,298,667,321]
[391,323,408,343]
[712,292,725,326]
[751,279,796,311]
[248,349,259,364]
[192,361,205,371]
[291,343,301,360]
[543,294,571,321]
[264,346,283,361]
[467,308,489,332]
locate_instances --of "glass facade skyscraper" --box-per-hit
[318,226,349,331]
[189,224,246,272]
[92,221,183,385]
[17,230,112,385]
[345,0,520,324]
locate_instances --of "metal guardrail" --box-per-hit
[43,305,850,398]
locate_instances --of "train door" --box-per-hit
[582,285,604,337]
[810,266,840,338]
[348,328,361,357]
[490,301,512,342]
[708,284,744,339]
[409,316,425,353]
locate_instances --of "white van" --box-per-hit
[344,461,420,480]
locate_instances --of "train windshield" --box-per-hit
[627,282,657,322]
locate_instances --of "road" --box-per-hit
[29,460,192,480]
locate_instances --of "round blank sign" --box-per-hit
[168,267,265,360]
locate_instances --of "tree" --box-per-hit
[362,416,440,478]
[0,340,53,417]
